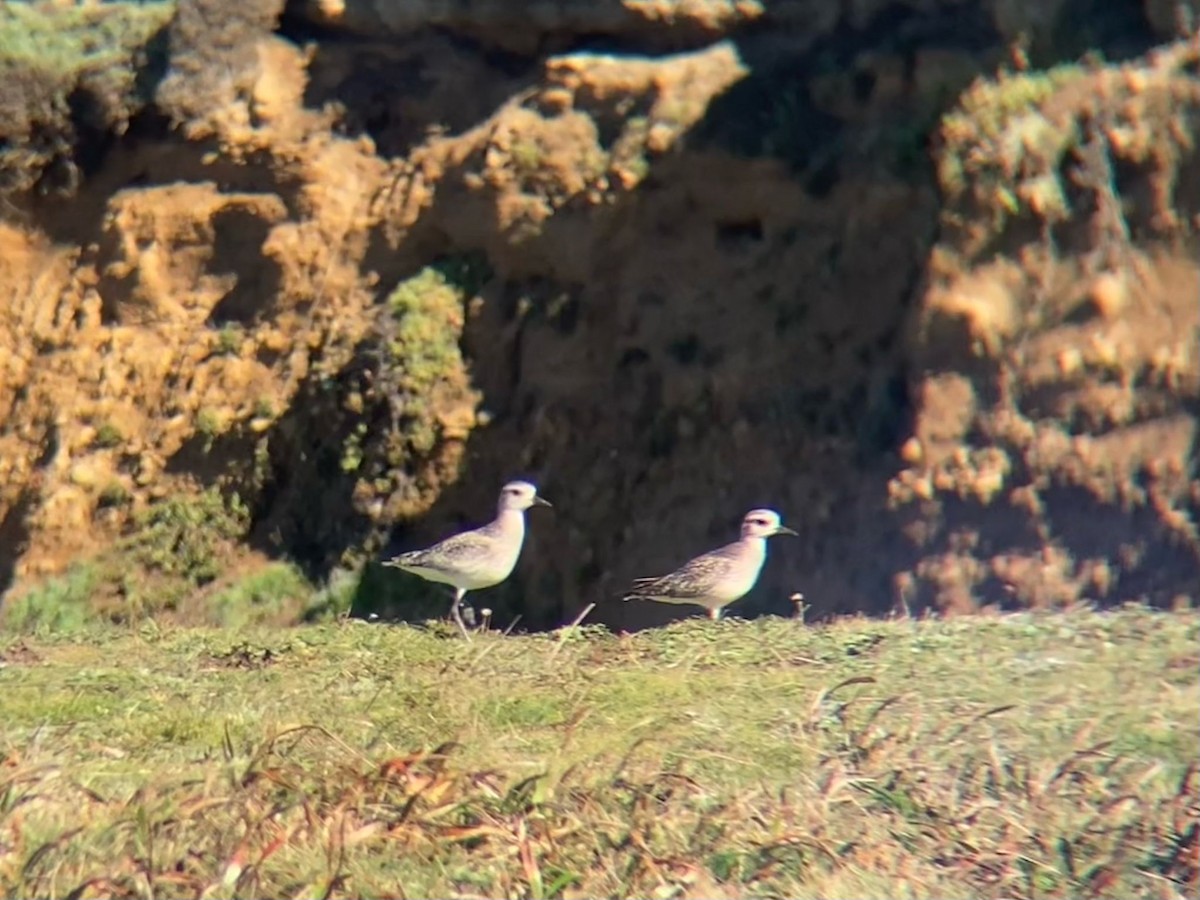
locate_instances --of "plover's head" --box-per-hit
[497,480,552,512]
[740,508,798,539]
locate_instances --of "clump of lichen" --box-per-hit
[0,1,176,193]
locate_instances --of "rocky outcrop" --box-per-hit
[291,0,767,53]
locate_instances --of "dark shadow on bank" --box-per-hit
[0,486,38,602]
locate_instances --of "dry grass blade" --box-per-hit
[547,603,596,663]
[945,704,1018,743]
[1043,740,1118,793]
[808,675,876,712]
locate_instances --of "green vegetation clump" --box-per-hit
[0,607,1195,897]
[385,258,485,399]
[125,487,250,586]
[936,64,1086,226]
[214,323,243,356]
[2,553,356,632]
[194,406,221,442]
[372,255,489,455]
[509,136,543,174]
[91,420,124,449]
[207,561,312,627]
[0,1,172,72]
[0,0,176,192]
[0,564,96,633]
[193,561,355,626]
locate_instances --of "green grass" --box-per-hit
[0,605,1195,898]
[206,561,355,627]
[0,496,362,632]
[206,561,313,628]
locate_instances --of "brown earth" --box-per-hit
[0,0,1197,630]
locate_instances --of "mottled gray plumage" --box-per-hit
[388,528,506,580]
[383,480,551,635]
[623,509,797,620]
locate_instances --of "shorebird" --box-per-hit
[623,509,797,620]
[382,480,551,635]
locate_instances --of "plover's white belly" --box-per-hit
[400,546,518,591]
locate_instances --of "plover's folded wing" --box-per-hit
[385,528,494,572]
[624,549,734,600]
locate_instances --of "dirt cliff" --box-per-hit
[0,0,1197,629]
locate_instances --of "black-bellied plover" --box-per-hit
[382,480,551,635]
[623,509,797,620]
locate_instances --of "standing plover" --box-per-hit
[623,509,797,620]
[383,480,551,635]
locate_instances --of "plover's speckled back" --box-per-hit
[623,509,797,620]
[383,480,551,635]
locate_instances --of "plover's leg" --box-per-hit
[449,587,471,640]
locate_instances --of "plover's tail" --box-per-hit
[382,549,426,568]
[622,576,660,601]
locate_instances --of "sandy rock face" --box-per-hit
[0,0,1197,626]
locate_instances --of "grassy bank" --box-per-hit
[0,606,1196,898]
